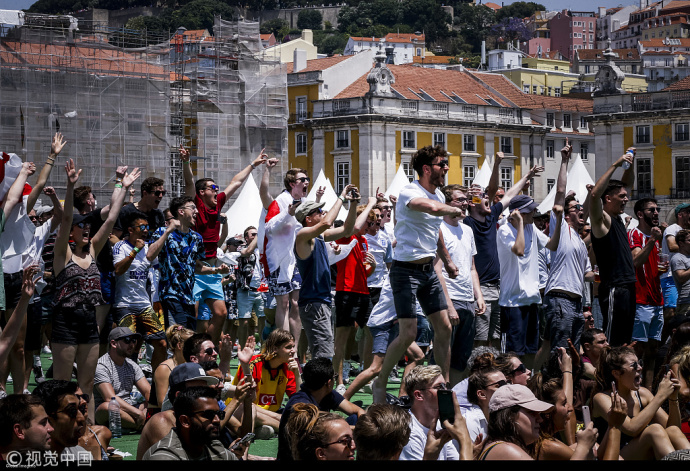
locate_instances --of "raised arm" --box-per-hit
[53,159,81,274]
[0,266,37,367]
[590,152,633,238]
[545,205,564,252]
[502,165,544,209]
[407,198,464,217]
[554,140,572,207]
[260,158,278,209]
[27,132,65,212]
[2,162,35,217]
[222,149,268,199]
[43,186,63,233]
[323,186,363,241]
[486,152,503,203]
[180,145,196,198]
[509,210,525,256]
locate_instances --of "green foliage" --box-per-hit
[313,31,349,55]
[495,2,546,22]
[169,0,235,33]
[454,4,496,52]
[125,15,171,34]
[297,9,323,30]
[398,0,451,42]
[261,18,289,38]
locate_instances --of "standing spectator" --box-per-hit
[629,198,665,387]
[0,394,53,458]
[590,149,637,346]
[181,146,267,343]
[236,226,264,349]
[112,176,167,239]
[662,204,690,339]
[463,153,544,350]
[111,212,167,372]
[93,327,150,431]
[438,184,485,384]
[51,161,139,423]
[672,230,690,316]
[150,196,229,332]
[294,185,360,360]
[372,146,463,403]
[496,196,561,368]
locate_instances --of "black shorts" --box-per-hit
[25,300,44,351]
[3,271,23,310]
[389,261,447,319]
[599,283,636,347]
[51,304,100,345]
[334,291,370,328]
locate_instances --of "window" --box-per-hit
[546,140,555,158]
[581,142,589,160]
[636,158,652,196]
[463,165,475,187]
[127,113,143,133]
[636,125,650,144]
[677,156,690,193]
[555,87,562,97]
[336,161,350,195]
[403,131,416,149]
[500,167,513,189]
[677,123,690,141]
[580,116,588,129]
[336,130,349,148]
[547,179,556,193]
[532,85,538,94]
[296,97,307,122]
[1,106,16,127]
[523,84,530,93]
[563,114,572,128]
[402,161,415,182]
[296,133,307,154]
[500,137,512,154]
[547,113,554,127]
[433,132,445,148]
[585,65,591,73]
[463,134,475,152]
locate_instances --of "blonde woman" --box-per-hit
[151,325,194,415]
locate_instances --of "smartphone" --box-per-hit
[218,215,227,224]
[230,432,255,450]
[437,389,455,427]
[582,405,591,426]
[292,199,301,206]
[611,381,618,395]
[349,188,359,199]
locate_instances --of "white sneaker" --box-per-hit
[41,346,52,355]
[362,381,373,394]
[255,425,275,440]
[336,384,347,395]
[389,367,401,384]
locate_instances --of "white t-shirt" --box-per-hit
[662,223,682,280]
[545,213,592,296]
[366,277,397,327]
[440,221,476,302]
[260,190,302,283]
[497,222,548,307]
[2,220,55,274]
[458,405,488,444]
[364,229,393,288]
[399,411,460,460]
[394,181,444,262]
[112,240,152,308]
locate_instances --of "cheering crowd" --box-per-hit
[0,133,689,461]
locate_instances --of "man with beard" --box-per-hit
[371,145,463,403]
[143,386,238,460]
[32,380,88,462]
[590,149,636,346]
[93,327,150,430]
[628,197,665,388]
[535,142,596,369]
[0,395,53,458]
[112,177,167,239]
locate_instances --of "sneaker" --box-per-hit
[362,381,373,394]
[33,364,44,381]
[336,384,347,395]
[342,361,351,384]
[6,374,12,384]
[388,367,401,384]
[41,345,52,355]
[22,389,31,395]
[255,425,275,440]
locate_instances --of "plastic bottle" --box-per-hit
[622,150,634,170]
[108,397,122,439]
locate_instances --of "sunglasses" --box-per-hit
[296,177,310,183]
[203,347,217,356]
[569,204,583,211]
[511,363,527,375]
[206,185,220,192]
[74,222,91,229]
[154,190,167,197]
[627,360,643,370]
[379,205,393,211]
[431,160,449,168]
[119,337,138,344]
[193,409,226,421]
[76,393,90,403]
[487,379,508,388]
[135,224,149,231]
[56,404,87,419]
[324,435,355,448]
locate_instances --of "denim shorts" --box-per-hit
[543,293,584,349]
[193,274,225,302]
[369,320,399,355]
[633,304,664,342]
[237,289,265,319]
[389,260,447,319]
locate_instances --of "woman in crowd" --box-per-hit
[464,366,507,442]
[592,345,690,459]
[51,160,139,422]
[285,403,355,460]
[496,352,532,386]
[150,325,195,417]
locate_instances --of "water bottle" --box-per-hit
[108,397,122,439]
[622,150,634,170]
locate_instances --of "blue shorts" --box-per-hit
[197,302,212,321]
[193,274,225,302]
[99,271,115,305]
[237,289,265,319]
[633,304,664,342]
[661,277,678,309]
[369,320,399,355]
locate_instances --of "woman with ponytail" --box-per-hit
[285,403,355,460]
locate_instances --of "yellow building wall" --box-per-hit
[448,133,462,183]
[477,135,485,166]
[653,123,673,195]
[395,131,402,168]
[418,132,432,148]
[287,83,319,170]
[514,137,521,182]
[623,127,634,153]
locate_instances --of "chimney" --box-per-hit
[301,29,313,45]
[293,48,307,73]
[598,6,606,18]
[385,44,395,64]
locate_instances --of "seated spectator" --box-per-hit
[93,327,150,431]
[277,358,364,460]
[32,380,88,462]
[495,352,532,386]
[151,325,194,417]
[74,387,111,461]
[464,367,507,442]
[451,346,499,409]
[142,386,238,461]
[353,404,410,460]
[0,394,53,458]
[581,328,608,380]
[284,403,355,461]
[592,345,690,459]
[399,365,459,460]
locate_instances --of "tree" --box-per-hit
[490,17,530,48]
[495,2,546,22]
[297,9,323,30]
[314,32,349,55]
[169,0,235,33]
[454,3,496,53]
[398,0,452,43]
[261,18,289,38]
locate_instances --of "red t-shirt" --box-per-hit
[194,192,228,259]
[335,235,369,295]
[628,227,663,306]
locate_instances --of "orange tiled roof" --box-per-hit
[484,2,502,10]
[350,33,425,44]
[665,75,690,90]
[412,56,457,64]
[287,55,349,74]
[0,41,169,80]
[171,29,209,45]
[660,0,690,13]
[641,37,690,48]
[576,48,640,60]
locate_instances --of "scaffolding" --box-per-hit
[0,14,288,205]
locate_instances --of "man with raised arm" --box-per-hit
[463,152,544,350]
[294,183,361,359]
[371,145,464,403]
[180,146,267,343]
[589,148,637,346]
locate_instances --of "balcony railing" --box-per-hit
[631,188,655,199]
[670,187,690,199]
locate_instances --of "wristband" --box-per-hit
[115,183,123,189]
[251,162,257,169]
[339,195,346,203]
[562,371,572,374]
[128,251,136,259]
[133,246,141,253]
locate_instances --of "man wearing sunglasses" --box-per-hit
[112,212,167,373]
[93,327,150,431]
[143,386,237,460]
[536,142,596,369]
[112,177,167,241]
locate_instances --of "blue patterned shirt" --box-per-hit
[151,227,205,305]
